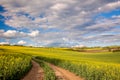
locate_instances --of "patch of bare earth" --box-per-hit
[21,61,44,80]
[85,50,107,53]
[49,63,84,80]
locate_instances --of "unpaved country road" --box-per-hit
[21,61,44,80]
[49,64,84,80]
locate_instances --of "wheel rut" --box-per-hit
[21,60,84,80]
[48,63,84,80]
[21,61,44,80]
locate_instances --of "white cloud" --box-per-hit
[50,3,68,11]
[5,15,39,29]
[28,30,39,37]
[0,42,9,45]
[112,15,120,18]
[1,0,119,30]
[0,0,120,46]
[86,17,120,30]
[34,17,47,23]
[0,30,4,32]
[0,30,27,39]
[0,30,4,37]
[3,30,17,38]
[0,30,40,39]
[72,44,86,48]
[17,40,26,45]
[0,30,29,39]
[97,1,120,12]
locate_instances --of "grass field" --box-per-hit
[0,46,120,80]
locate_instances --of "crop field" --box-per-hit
[0,46,120,80]
[0,48,32,80]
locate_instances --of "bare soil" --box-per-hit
[85,50,108,53]
[49,63,84,80]
[21,61,84,80]
[21,61,44,80]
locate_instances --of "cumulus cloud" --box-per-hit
[86,17,120,30]
[3,30,17,38]
[0,29,40,39]
[72,44,86,48]
[50,3,68,11]
[1,0,119,30]
[17,40,26,45]
[0,0,120,46]
[112,15,120,18]
[0,30,27,39]
[97,1,120,12]
[0,42,9,45]
[28,30,39,37]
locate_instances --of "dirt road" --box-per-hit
[21,60,84,80]
[21,61,44,80]
[49,63,84,80]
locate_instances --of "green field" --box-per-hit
[0,47,32,80]
[0,46,120,80]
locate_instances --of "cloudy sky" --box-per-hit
[0,0,120,47]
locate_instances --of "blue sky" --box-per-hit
[0,0,120,47]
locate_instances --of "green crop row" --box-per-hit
[0,53,32,80]
[33,58,56,80]
[36,56,120,80]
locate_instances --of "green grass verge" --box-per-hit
[33,58,56,80]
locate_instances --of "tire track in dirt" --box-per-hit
[49,63,84,80]
[21,61,44,80]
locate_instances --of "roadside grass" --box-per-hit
[33,58,56,80]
